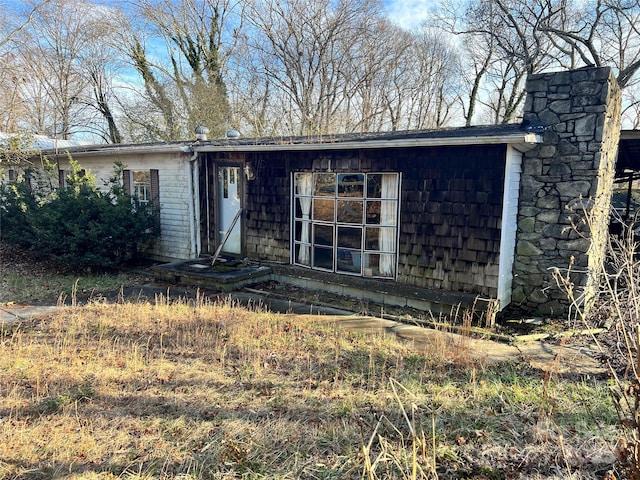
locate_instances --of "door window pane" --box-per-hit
[337,249,361,274]
[367,174,382,198]
[365,227,381,250]
[294,244,310,266]
[314,173,335,196]
[295,220,312,242]
[366,200,381,224]
[363,253,395,278]
[338,173,364,197]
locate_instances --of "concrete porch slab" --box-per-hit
[152,259,272,292]
[151,260,493,315]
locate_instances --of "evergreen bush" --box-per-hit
[0,160,158,271]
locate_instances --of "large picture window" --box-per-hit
[293,172,400,278]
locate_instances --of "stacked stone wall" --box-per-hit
[513,67,622,315]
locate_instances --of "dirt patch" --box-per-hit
[0,242,154,304]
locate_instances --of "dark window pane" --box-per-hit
[366,201,381,224]
[314,224,334,246]
[365,227,380,250]
[337,249,361,274]
[366,227,395,252]
[314,173,335,196]
[337,200,363,223]
[294,243,311,266]
[338,173,364,197]
[368,173,399,199]
[367,174,382,198]
[337,226,362,249]
[313,246,334,270]
[295,220,312,242]
[363,253,395,277]
[313,199,334,221]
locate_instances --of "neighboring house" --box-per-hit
[10,66,640,317]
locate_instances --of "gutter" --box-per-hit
[192,133,543,154]
[39,143,191,159]
[37,130,543,159]
[187,151,200,258]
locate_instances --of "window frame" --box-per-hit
[291,171,400,279]
[132,170,152,204]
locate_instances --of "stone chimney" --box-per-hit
[512,67,622,317]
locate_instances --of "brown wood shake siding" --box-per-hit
[243,144,506,297]
[392,145,506,295]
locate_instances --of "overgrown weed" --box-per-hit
[0,295,618,479]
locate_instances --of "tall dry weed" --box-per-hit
[554,207,640,478]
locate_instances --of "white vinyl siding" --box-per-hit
[56,152,196,261]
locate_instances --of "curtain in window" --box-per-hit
[297,173,313,265]
[379,174,398,276]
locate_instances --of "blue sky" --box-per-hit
[384,0,435,30]
[3,0,435,31]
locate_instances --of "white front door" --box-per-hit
[218,166,242,254]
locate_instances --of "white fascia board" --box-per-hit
[41,144,191,159]
[39,132,543,158]
[192,133,543,153]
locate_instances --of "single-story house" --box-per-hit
[6,66,640,317]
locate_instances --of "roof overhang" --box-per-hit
[38,143,191,159]
[192,132,543,154]
[36,125,544,159]
[618,130,640,172]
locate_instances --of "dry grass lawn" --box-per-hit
[0,242,623,479]
[0,293,621,480]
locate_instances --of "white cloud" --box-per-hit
[384,0,435,30]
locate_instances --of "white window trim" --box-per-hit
[291,171,401,280]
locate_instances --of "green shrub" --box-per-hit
[0,180,38,247]
[0,161,158,271]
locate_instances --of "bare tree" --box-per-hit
[122,0,244,140]
[439,0,640,125]
[248,0,388,136]
[402,28,462,129]
[4,0,123,141]
[622,85,640,128]
[538,0,640,88]
[0,0,52,50]
[343,20,413,132]
[0,52,27,132]
[439,0,558,124]
[0,1,51,132]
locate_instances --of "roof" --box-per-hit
[617,130,640,172]
[192,124,542,153]
[40,124,543,158]
[0,132,91,151]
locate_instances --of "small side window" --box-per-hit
[133,171,151,203]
